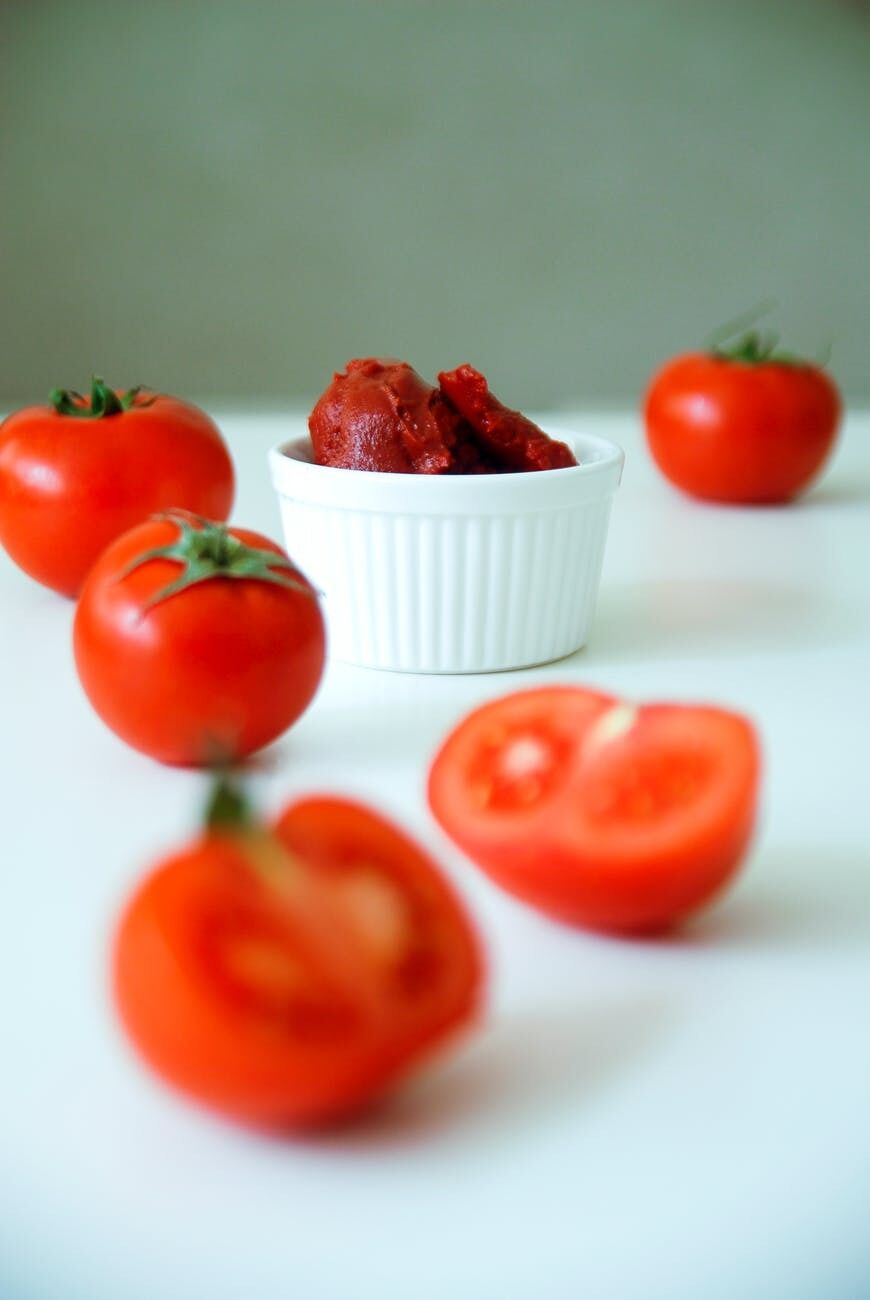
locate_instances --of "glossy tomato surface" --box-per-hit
[74,518,325,765]
[0,391,234,596]
[644,352,840,504]
[428,686,761,934]
[114,798,483,1128]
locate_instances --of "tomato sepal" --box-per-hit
[710,328,814,369]
[120,511,319,609]
[49,375,156,418]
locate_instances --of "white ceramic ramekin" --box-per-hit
[268,429,624,673]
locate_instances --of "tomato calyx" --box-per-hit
[120,511,317,609]
[711,328,810,368]
[49,375,155,418]
[705,304,816,369]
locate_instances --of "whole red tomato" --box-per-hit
[0,377,234,596]
[429,686,761,934]
[74,512,325,765]
[644,330,840,504]
[114,781,483,1128]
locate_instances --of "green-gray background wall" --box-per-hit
[1,0,867,409]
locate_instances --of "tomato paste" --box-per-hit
[309,358,576,474]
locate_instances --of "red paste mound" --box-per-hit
[437,364,576,472]
[309,358,577,474]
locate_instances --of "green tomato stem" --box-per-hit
[204,773,256,832]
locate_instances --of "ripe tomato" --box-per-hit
[113,784,483,1128]
[428,686,761,934]
[0,378,234,596]
[644,333,840,504]
[74,512,325,765]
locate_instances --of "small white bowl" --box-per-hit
[268,428,624,673]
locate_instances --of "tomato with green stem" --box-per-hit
[644,316,840,504]
[74,512,325,765]
[428,686,761,934]
[113,777,484,1129]
[0,378,234,596]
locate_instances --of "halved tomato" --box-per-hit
[428,686,761,934]
[114,787,483,1129]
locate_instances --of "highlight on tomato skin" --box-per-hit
[427,686,762,936]
[112,782,485,1131]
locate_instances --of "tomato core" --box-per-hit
[468,725,575,812]
[331,869,409,965]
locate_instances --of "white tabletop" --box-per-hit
[2,411,869,1300]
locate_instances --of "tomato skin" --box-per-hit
[113,799,483,1129]
[73,519,325,765]
[428,687,761,935]
[0,394,234,596]
[644,353,840,504]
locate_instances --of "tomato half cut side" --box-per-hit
[114,839,378,1128]
[114,797,484,1130]
[428,686,616,829]
[428,687,761,935]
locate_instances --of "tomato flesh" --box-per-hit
[428,687,760,933]
[114,799,483,1128]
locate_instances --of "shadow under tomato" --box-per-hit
[271,662,492,773]
[798,475,870,508]
[581,577,850,664]
[308,994,678,1152]
[670,844,870,953]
